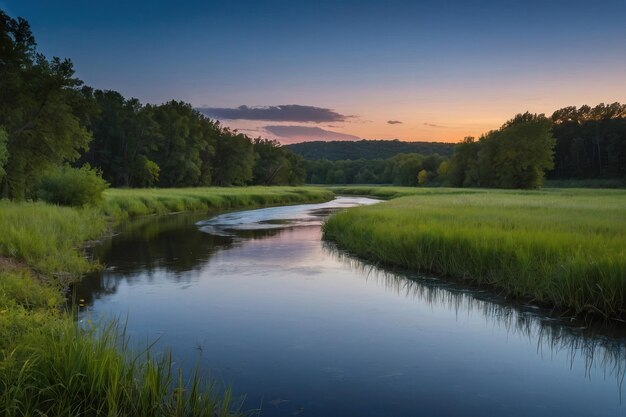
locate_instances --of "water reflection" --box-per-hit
[75,197,626,416]
[325,243,626,393]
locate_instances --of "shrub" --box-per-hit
[33,165,109,207]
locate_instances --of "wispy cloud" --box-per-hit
[197,104,352,123]
[387,120,403,125]
[424,122,445,128]
[263,125,360,143]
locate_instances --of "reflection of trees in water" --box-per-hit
[323,242,626,394]
[75,213,289,305]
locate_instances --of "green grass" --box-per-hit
[1,319,243,417]
[0,201,106,280]
[0,186,332,416]
[103,186,333,220]
[323,187,626,319]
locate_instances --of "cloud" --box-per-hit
[263,125,361,143]
[387,120,403,125]
[197,104,351,123]
[424,122,445,128]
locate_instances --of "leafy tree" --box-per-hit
[417,169,428,185]
[82,90,160,187]
[252,138,292,185]
[212,129,254,186]
[449,115,555,189]
[0,11,92,198]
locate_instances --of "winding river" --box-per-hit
[76,197,626,417]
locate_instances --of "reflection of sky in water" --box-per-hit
[196,196,379,235]
[77,198,626,417]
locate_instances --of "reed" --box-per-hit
[1,318,245,417]
[323,187,626,319]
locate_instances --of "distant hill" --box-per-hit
[286,139,455,160]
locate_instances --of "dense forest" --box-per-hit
[549,103,626,180]
[288,139,455,160]
[1,10,625,202]
[303,108,626,188]
[304,154,449,186]
[0,11,305,202]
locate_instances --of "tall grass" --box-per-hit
[0,200,106,280]
[0,186,332,416]
[323,187,626,319]
[1,320,243,417]
[103,186,333,220]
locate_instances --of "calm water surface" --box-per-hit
[77,197,626,417]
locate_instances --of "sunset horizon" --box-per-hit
[4,0,624,144]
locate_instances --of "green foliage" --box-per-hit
[449,114,555,189]
[0,11,92,199]
[304,153,448,185]
[211,130,254,186]
[287,139,455,160]
[33,164,109,207]
[550,102,626,180]
[81,90,160,187]
[134,156,161,187]
[417,169,428,185]
[324,187,626,319]
[252,138,305,185]
[0,128,8,182]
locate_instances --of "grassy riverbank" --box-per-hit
[323,187,626,319]
[0,186,332,416]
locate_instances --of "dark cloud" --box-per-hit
[197,104,351,123]
[424,122,445,128]
[263,125,360,143]
[387,120,403,125]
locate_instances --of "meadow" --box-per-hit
[0,186,332,416]
[323,187,626,319]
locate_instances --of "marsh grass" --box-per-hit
[1,319,245,417]
[0,186,331,416]
[103,186,333,220]
[0,201,106,279]
[323,187,626,319]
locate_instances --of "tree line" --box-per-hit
[549,103,626,180]
[288,139,455,161]
[304,153,448,186]
[304,106,626,189]
[0,10,304,201]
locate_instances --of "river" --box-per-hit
[76,196,626,417]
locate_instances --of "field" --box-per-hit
[324,187,626,319]
[0,186,332,416]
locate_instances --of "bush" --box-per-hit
[33,165,109,207]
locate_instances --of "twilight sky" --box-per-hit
[3,0,625,143]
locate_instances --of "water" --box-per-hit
[77,197,626,417]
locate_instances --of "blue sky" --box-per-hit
[4,0,625,142]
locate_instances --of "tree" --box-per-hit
[0,11,92,198]
[449,115,555,189]
[212,129,254,186]
[417,169,428,185]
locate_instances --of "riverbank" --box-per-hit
[0,186,332,416]
[323,187,626,320]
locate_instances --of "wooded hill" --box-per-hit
[287,139,455,160]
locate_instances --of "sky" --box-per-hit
[3,0,626,143]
